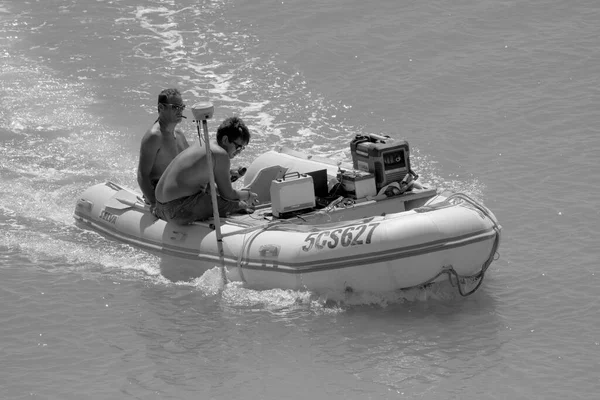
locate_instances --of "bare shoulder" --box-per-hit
[211,144,228,159]
[212,146,231,167]
[141,122,162,144]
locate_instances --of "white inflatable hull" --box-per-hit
[74,169,501,294]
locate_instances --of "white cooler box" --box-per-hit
[270,172,315,217]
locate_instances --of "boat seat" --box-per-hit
[243,165,287,204]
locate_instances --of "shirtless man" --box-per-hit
[154,116,258,225]
[137,88,190,213]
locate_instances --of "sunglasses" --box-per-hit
[232,140,246,151]
[162,103,186,112]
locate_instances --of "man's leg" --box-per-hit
[216,196,245,216]
[154,188,246,225]
[154,192,212,224]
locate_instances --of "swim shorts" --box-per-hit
[154,185,243,225]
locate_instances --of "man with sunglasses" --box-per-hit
[153,116,259,224]
[137,88,190,215]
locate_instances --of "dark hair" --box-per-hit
[157,88,181,104]
[216,116,250,145]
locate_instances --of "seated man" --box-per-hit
[137,88,190,214]
[154,116,259,224]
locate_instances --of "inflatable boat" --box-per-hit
[74,135,501,295]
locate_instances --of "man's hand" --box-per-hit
[149,202,158,218]
[240,190,259,209]
[230,166,247,182]
[247,191,259,206]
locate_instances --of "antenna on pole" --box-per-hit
[192,102,227,287]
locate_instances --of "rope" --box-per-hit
[230,219,300,283]
[235,226,268,283]
[415,193,502,297]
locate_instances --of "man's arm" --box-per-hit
[137,133,160,205]
[213,153,255,203]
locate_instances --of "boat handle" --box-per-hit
[445,192,500,228]
[281,171,302,180]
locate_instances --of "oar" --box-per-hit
[192,102,227,288]
[104,190,148,211]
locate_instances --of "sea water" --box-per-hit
[1,0,599,399]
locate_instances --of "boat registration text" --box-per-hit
[301,223,380,252]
